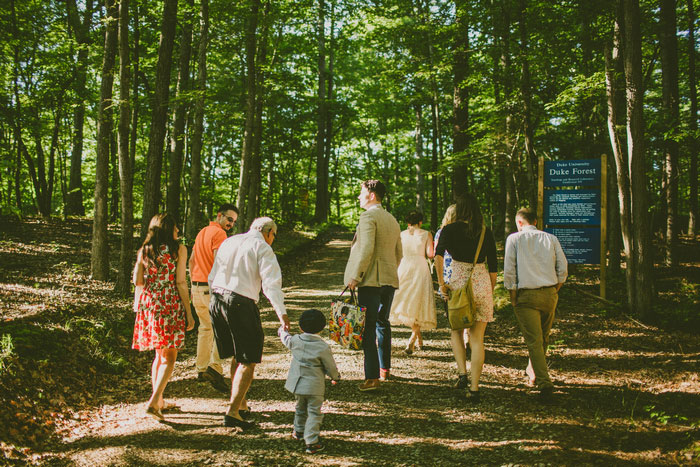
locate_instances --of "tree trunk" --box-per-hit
[91,0,119,280]
[167,0,194,223]
[659,0,680,265]
[66,0,94,216]
[249,0,271,226]
[518,0,537,210]
[622,0,654,318]
[495,0,517,236]
[431,99,438,229]
[687,0,698,235]
[607,3,636,308]
[324,0,335,218]
[186,0,209,241]
[47,104,60,217]
[578,1,594,152]
[604,24,628,276]
[109,109,119,221]
[236,0,260,232]
[414,104,425,212]
[129,0,140,191]
[452,0,469,198]
[115,0,133,295]
[141,0,179,237]
[314,0,328,223]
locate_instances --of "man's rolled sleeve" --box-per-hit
[503,235,518,290]
[259,245,287,320]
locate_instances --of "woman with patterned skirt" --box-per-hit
[132,213,194,421]
[435,194,497,402]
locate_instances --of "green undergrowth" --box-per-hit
[0,304,139,450]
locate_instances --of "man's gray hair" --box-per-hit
[249,217,277,235]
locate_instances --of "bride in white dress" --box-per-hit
[389,211,437,354]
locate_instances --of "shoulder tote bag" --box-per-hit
[329,286,366,350]
[447,224,486,331]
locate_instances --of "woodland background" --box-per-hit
[1,0,699,463]
[1,0,699,319]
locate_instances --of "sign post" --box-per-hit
[540,157,607,298]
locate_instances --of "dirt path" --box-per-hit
[23,231,700,465]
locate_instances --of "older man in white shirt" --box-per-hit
[504,208,567,401]
[208,217,290,429]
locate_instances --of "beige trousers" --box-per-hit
[514,286,558,389]
[192,284,223,375]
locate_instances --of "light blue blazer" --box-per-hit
[279,329,341,396]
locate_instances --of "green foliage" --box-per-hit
[0,334,15,374]
[0,0,697,254]
[643,404,689,426]
[64,316,132,374]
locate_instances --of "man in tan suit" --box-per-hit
[344,179,402,391]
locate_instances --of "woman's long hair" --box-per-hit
[454,193,484,238]
[140,213,180,266]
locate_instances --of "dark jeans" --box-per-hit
[358,285,396,379]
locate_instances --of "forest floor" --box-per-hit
[0,217,699,466]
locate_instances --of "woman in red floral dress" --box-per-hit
[132,213,194,421]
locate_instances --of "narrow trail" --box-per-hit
[49,232,699,466]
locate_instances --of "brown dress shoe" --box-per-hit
[358,379,380,391]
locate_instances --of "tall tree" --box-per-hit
[325,0,336,218]
[494,0,518,237]
[91,0,119,280]
[186,0,209,241]
[250,0,272,226]
[128,0,140,188]
[115,0,132,295]
[314,0,329,223]
[140,0,178,237]
[605,10,629,278]
[166,0,194,222]
[414,104,425,212]
[236,0,261,232]
[622,0,654,318]
[65,0,95,216]
[452,0,470,199]
[688,0,698,236]
[659,0,680,265]
[518,0,537,210]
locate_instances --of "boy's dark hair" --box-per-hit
[516,208,537,225]
[405,210,423,225]
[299,309,326,334]
[362,179,386,202]
[218,203,239,215]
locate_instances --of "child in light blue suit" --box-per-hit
[278,309,340,454]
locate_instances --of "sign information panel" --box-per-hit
[544,228,600,265]
[545,190,601,225]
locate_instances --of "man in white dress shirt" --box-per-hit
[504,208,567,400]
[208,217,290,428]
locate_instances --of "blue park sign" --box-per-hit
[544,159,601,187]
[542,158,603,265]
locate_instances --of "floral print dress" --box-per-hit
[132,245,186,350]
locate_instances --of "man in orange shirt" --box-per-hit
[189,203,238,392]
